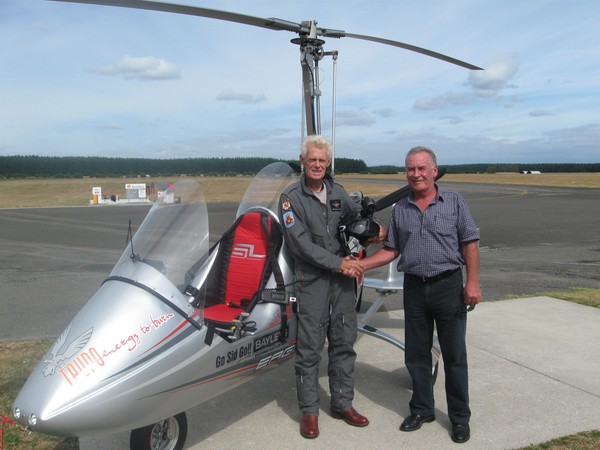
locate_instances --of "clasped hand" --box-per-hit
[340,256,364,278]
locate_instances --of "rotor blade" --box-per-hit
[51,1,482,71]
[374,168,447,211]
[342,33,483,70]
[49,0,307,33]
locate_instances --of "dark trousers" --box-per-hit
[403,270,471,425]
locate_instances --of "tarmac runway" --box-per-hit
[1,182,599,448]
[2,182,599,340]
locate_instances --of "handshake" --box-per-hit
[339,256,364,278]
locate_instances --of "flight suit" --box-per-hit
[279,173,362,415]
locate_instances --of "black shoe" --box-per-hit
[451,423,470,443]
[399,414,435,432]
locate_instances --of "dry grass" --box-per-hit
[438,172,600,189]
[1,172,598,208]
[0,340,77,449]
[344,172,600,189]
[520,430,600,450]
[504,288,600,308]
[0,176,253,208]
[541,288,600,308]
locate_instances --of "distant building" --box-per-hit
[520,170,542,174]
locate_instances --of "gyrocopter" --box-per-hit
[13,1,482,449]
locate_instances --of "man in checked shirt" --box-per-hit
[359,146,481,444]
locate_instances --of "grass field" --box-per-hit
[0,172,599,208]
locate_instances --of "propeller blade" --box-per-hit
[50,0,482,70]
[374,184,411,212]
[374,167,447,211]
[342,33,483,70]
[49,0,306,33]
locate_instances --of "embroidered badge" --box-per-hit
[282,198,291,211]
[330,199,342,211]
[283,211,296,228]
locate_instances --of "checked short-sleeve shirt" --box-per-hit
[384,187,480,277]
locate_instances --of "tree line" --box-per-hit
[0,156,368,178]
[0,156,598,178]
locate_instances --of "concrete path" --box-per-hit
[81,296,600,449]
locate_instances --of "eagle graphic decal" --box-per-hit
[42,325,94,377]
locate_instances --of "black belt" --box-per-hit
[405,268,461,283]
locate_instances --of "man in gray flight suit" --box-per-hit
[279,135,374,439]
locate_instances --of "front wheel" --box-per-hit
[130,412,187,450]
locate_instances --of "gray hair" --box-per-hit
[300,135,333,159]
[405,146,438,168]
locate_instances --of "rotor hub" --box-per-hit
[291,37,325,47]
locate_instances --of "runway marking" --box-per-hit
[473,189,528,200]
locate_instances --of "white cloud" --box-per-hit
[336,109,376,127]
[413,54,521,111]
[92,55,181,80]
[467,53,520,93]
[95,123,122,131]
[441,115,463,125]
[216,89,267,104]
[372,107,394,118]
[529,109,553,117]
[414,91,478,111]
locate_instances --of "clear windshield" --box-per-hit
[110,179,209,292]
[236,162,297,218]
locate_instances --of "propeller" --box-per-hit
[49,0,483,70]
[374,167,447,212]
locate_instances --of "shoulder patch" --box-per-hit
[283,211,296,228]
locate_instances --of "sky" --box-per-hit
[1,0,600,166]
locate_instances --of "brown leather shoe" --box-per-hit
[300,414,319,439]
[331,406,369,427]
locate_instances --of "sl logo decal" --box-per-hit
[232,243,266,260]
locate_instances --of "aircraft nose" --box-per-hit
[12,405,38,429]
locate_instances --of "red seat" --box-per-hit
[203,212,275,326]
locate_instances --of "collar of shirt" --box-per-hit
[407,184,445,208]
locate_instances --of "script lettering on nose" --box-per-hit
[232,244,266,260]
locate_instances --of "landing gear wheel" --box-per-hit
[130,412,187,450]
